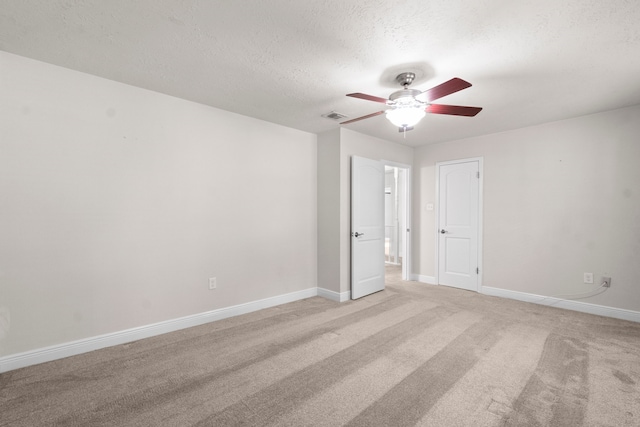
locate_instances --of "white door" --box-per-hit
[351,156,385,299]
[438,160,480,291]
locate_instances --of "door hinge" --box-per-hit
[476,267,480,274]
[476,171,480,178]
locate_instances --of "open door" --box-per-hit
[351,156,385,299]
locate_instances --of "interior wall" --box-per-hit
[413,105,640,312]
[0,52,318,357]
[316,129,341,293]
[339,128,413,294]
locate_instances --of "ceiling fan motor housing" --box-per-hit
[389,88,423,104]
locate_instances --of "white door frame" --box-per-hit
[383,160,412,281]
[435,157,483,290]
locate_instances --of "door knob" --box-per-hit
[440,229,447,234]
[354,232,365,237]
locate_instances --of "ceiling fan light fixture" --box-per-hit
[343,75,480,129]
[386,105,426,128]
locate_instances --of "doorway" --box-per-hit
[350,156,411,300]
[384,163,410,283]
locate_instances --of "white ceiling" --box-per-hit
[2,0,640,147]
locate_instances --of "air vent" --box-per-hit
[322,111,348,121]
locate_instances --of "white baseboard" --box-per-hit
[412,274,436,284]
[8,283,634,374]
[481,286,640,323]
[318,287,351,302]
[0,287,318,373]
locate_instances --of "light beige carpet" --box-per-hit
[1,266,639,426]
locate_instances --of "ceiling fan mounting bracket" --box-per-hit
[395,72,416,88]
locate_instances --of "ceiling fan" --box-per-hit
[341,72,482,132]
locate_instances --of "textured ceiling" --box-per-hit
[2,0,640,147]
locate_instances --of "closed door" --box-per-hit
[351,156,385,299]
[438,160,480,291]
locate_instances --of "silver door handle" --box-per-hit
[440,229,447,234]
[354,232,365,237]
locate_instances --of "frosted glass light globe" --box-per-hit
[386,106,426,127]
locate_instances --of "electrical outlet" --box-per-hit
[583,272,593,284]
[209,277,217,290]
[602,277,611,288]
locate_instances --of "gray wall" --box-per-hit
[0,52,318,357]
[413,105,640,312]
[316,129,341,294]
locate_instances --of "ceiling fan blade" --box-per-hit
[340,110,385,124]
[346,93,389,104]
[425,104,482,117]
[421,78,472,102]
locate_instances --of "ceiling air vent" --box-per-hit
[322,111,348,121]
